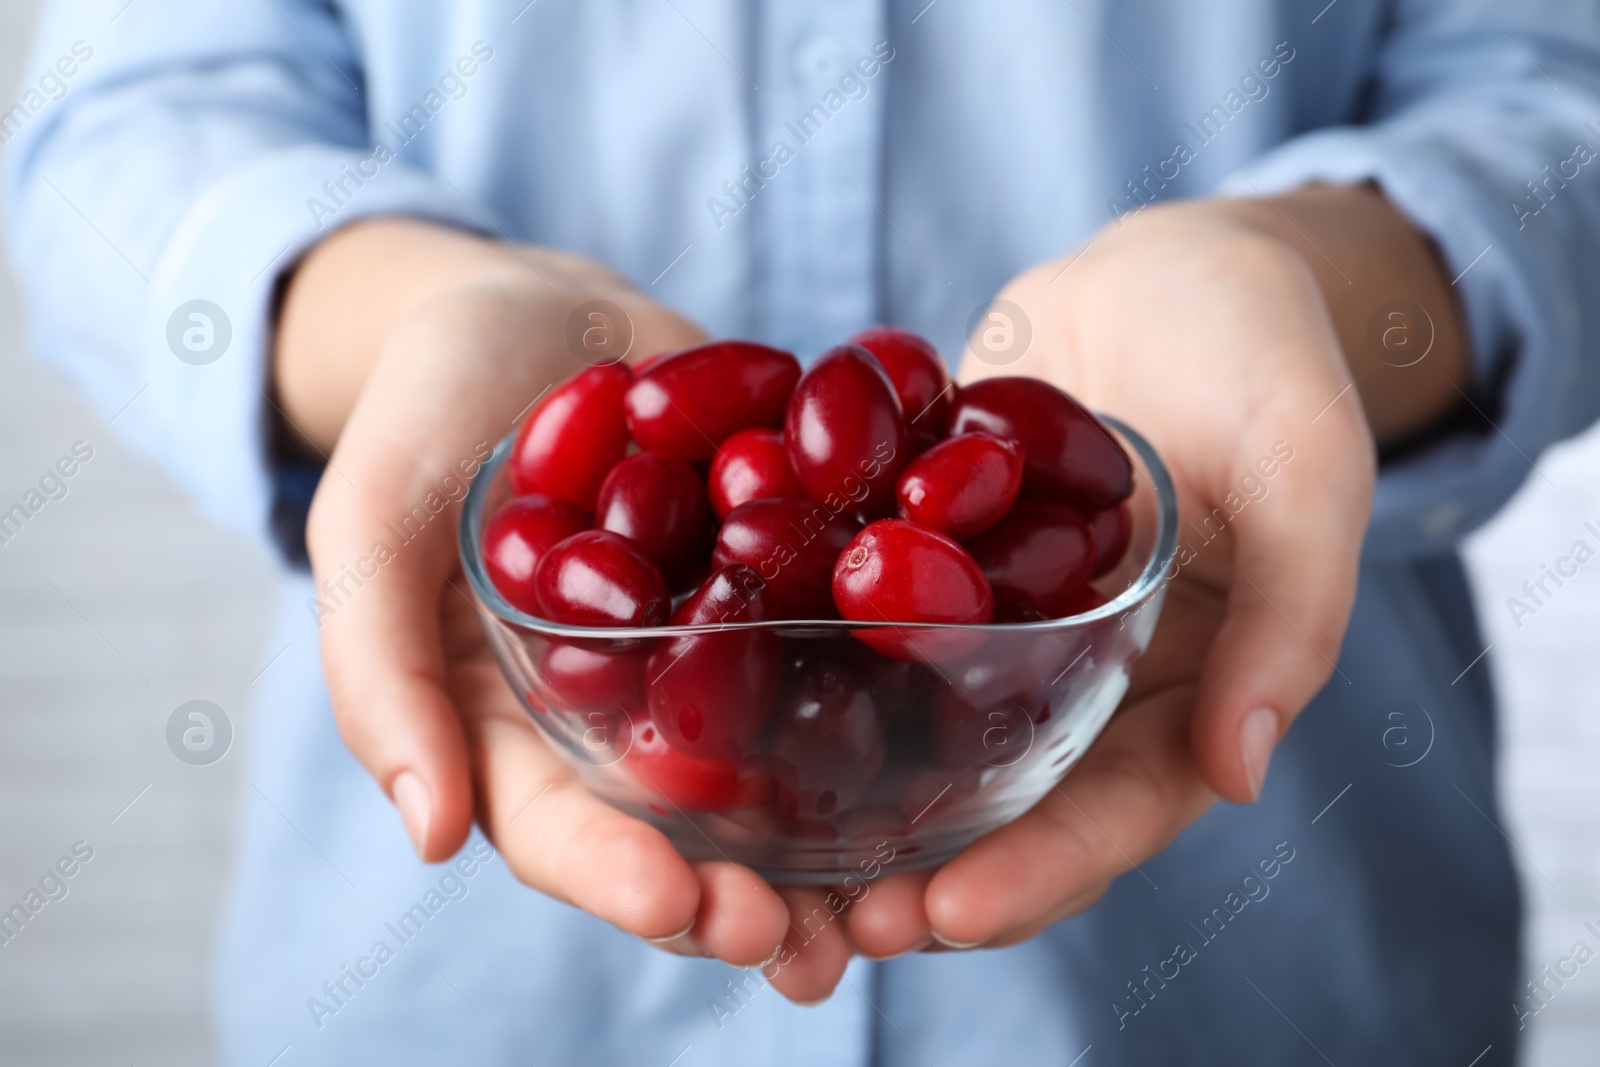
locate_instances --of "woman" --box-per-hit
[8,1,1598,1062]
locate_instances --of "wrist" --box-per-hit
[274,218,550,451]
[1076,188,1469,447]
[1205,187,1471,446]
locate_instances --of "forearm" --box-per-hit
[1211,184,1470,446]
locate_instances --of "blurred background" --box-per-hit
[1,0,1597,1062]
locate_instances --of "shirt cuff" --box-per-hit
[142,144,485,551]
[1219,128,1570,560]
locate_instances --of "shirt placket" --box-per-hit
[756,0,888,361]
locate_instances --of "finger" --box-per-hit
[469,698,705,942]
[925,688,1213,947]
[309,286,701,861]
[1190,407,1374,803]
[610,290,705,360]
[463,647,786,963]
[916,881,1107,953]
[309,483,474,863]
[438,496,775,958]
[1121,573,1227,709]
[305,295,552,862]
[978,882,1110,949]
[679,862,790,967]
[845,870,933,959]
[764,887,855,1005]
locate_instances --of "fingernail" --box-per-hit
[860,935,934,961]
[1239,707,1280,802]
[742,944,786,970]
[392,771,431,858]
[792,995,831,1008]
[930,930,986,950]
[643,919,696,944]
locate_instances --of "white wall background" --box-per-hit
[0,0,1595,1062]
[1465,434,1600,1065]
[0,7,274,1064]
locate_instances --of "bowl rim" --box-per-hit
[459,413,1179,639]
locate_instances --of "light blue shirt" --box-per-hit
[8,1,1600,1063]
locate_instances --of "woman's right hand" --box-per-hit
[287,219,853,998]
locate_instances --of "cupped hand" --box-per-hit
[295,195,1392,1001]
[303,246,820,985]
[845,198,1377,960]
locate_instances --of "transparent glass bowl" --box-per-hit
[460,417,1177,883]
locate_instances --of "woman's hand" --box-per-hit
[284,184,1467,1002]
[842,186,1466,964]
[288,220,835,992]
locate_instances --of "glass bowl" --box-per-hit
[460,417,1178,883]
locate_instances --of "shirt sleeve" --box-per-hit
[2,0,483,550]
[1220,0,1600,559]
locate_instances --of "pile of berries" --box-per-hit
[482,327,1136,816]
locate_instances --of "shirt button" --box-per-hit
[793,35,848,88]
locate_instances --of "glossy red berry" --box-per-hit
[624,719,745,811]
[509,363,631,510]
[833,520,993,626]
[1088,501,1132,578]
[949,377,1131,511]
[707,428,804,519]
[848,326,953,451]
[966,499,1096,617]
[894,432,1023,540]
[784,345,907,517]
[712,498,861,620]
[624,341,801,461]
[483,494,590,615]
[648,565,782,759]
[534,530,670,627]
[833,520,993,662]
[770,654,886,819]
[537,640,648,714]
[595,452,712,585]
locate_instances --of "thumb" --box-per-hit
[1189,415,1374,804]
